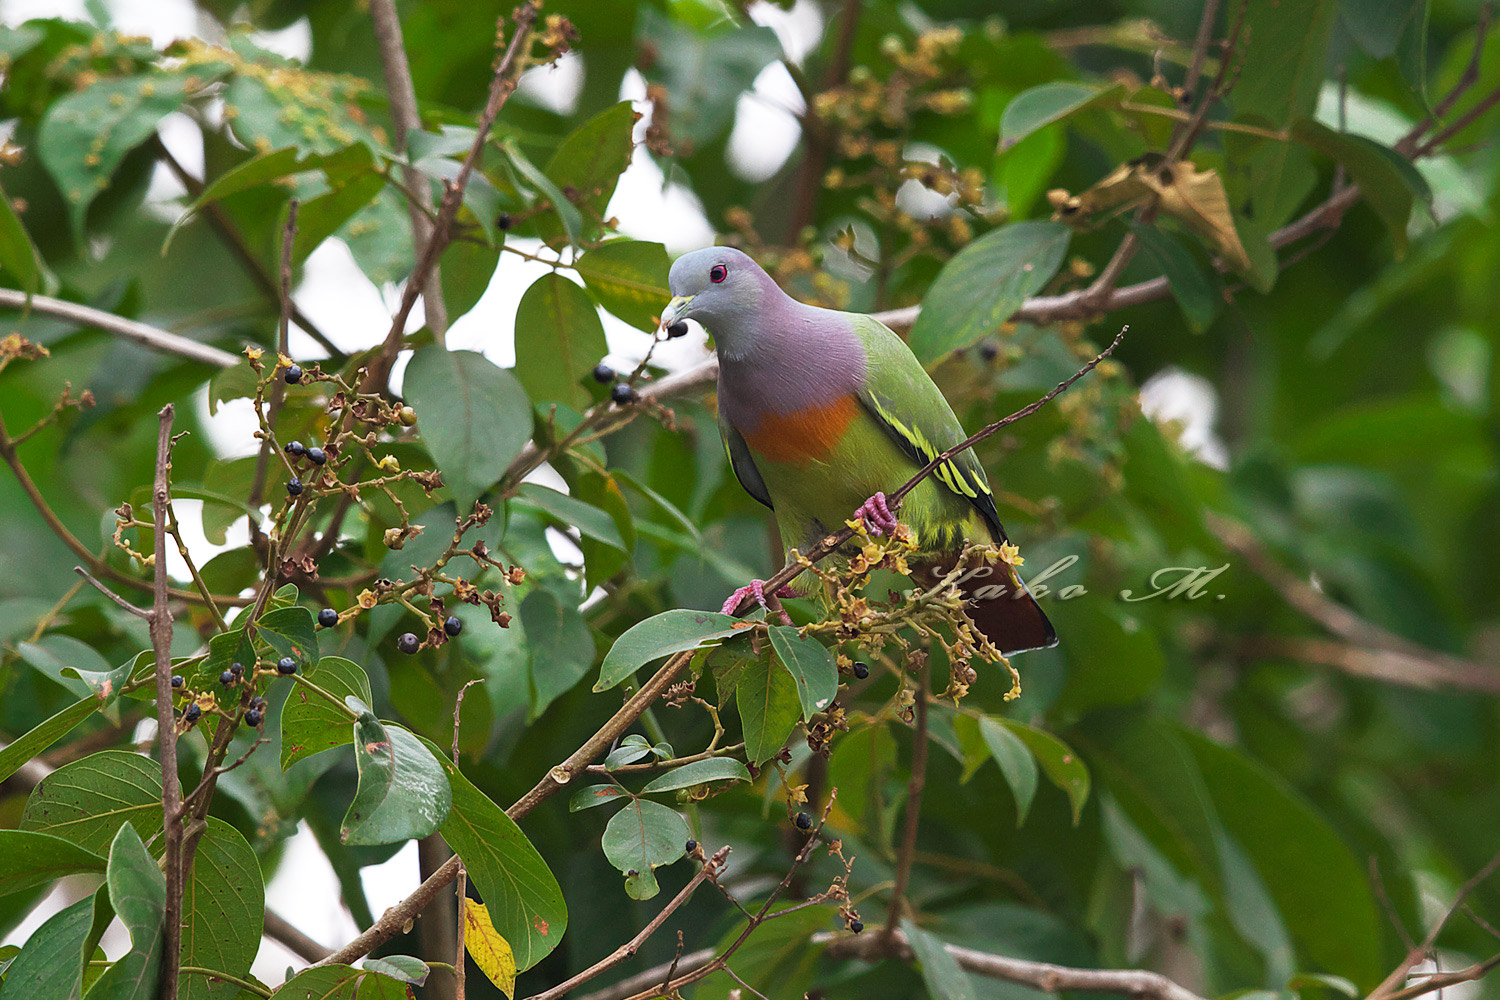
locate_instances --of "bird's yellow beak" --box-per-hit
[661,295,694,329]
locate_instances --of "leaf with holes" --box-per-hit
[178,819,263,1000]
[20,750,163,855]
[281,657,372,770]
[767,626,838,720]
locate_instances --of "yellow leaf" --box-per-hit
[464,898,517,998]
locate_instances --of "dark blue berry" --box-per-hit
[306,446,327,465]
[496,212,512,231]
[850,919,864,933]
[277,657,297,675]
[184,703,201,723]
[219,670,234,685]
[286,477,303,497]
[245,708,263,727]
[170,674,183,689]
[229,661,244,677]
[794,811,812,830]
[666,321,688,339]
[685,839,698,853]
[592,363,614,384]
[397,632,420,655]
[610,383,636,405]
[285,440,306,457]
[284,365,303,384]
[852,661,869,680]
[318,608,338,628]
[444,616,462,637]
[249,696,267,710]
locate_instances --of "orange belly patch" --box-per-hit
[742,394,860,465]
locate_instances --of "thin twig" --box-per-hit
[179,737,268,813]
[72,566,150,619]
[0,290,237,367]
[520,846,731,1000]
[885,656,931,935]
[150,404,184,1000]
[1380,954,1500,1000]
[1367,847,1500,1000]
[452,678,481,1000]
[249,200,300,518]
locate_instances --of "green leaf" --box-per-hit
[179,819,263,1000]
[86,824,166,1000]
[0,695,105,783]
[21,750,163,855]
[902,919,976,1000]
[273,966,410,1000]
[404,347,533,513]
[909,221,1072,364]
[512,273,608,410]
[423,744,568,971]
[1000,81,1122,150]
[515,483,626,552]
[538,101,637,246]
[638,11,781,149]
[601,798,688,900]
[735,653,801,765]
[977,716,1039,826]
[0,830,104,896]
[1131,223,1219,331]
[595,610,745,692]
[0,178,53,296]
[1338,0,1425,60]
[502,137,582,246]
[0,895,94,1000]
[292,171,386,262]
[341,717,452,845]
[255,606,318,668]
[640,757,752,794]
[38,71,197,234]
[1002,722,1090,825]
[17,635,115,699]
[166,145,316,251]
[765,626,837,720]
[1290,120,1431,256]
[440,237,501,319]
[574,240,671,330]
[519,588,596,719]
[281,657,373,770]
[569,784,629,811]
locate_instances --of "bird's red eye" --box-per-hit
[710,264,728,283]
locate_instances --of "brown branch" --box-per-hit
[72,566,150,619]
[369,0,448,341]
[263,909,333,964]
[1368,847,1500,1000]
[249,200,300,520]
[0,289,238,368]
[150,404,184,1000]
[575,949,718,1000]
[520,847,732,1000]
[885,655,930,935]
[1381,954,1500,1000]
[821,928,1209,1000]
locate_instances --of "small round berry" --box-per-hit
[286,477,303,497]
[229,661,244,677]
[219,670,235,685]
[666,321,688,339]
[249,696,268,711]
[852,661,869,680]
[284,364,303,384]
[183,703,201,723]
[444,615,462,637]
[610,382,636,405]
[170,674,183,689]
[277,657,297,675]
[850,919,864,934]
[398,405,418,427]
[496,212,512,231]
[592,363,615,384]
[318,608,339,628]
[685,839,698,854]
[397,632,420,655]
[285,440,306,457]
[794,811,812,830]
[306,446,327,465]
[245,708,263,727]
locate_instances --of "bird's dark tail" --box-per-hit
[919,555,1057,657]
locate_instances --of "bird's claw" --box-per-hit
[722,579,794,623]
[855,492,900,536]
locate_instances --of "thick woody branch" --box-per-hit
[0,289,237,368]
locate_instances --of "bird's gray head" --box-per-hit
[662,246,782,359]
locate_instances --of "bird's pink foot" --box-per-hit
[854,492,900,536]
[722,579,795,623]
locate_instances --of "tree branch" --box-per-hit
[885,654,930,934]
[263,910,333,964]
[0,289,237,368]
[150,404,184,1000]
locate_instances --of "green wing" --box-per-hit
[850,314,1005,539]
[719,407,774,510]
